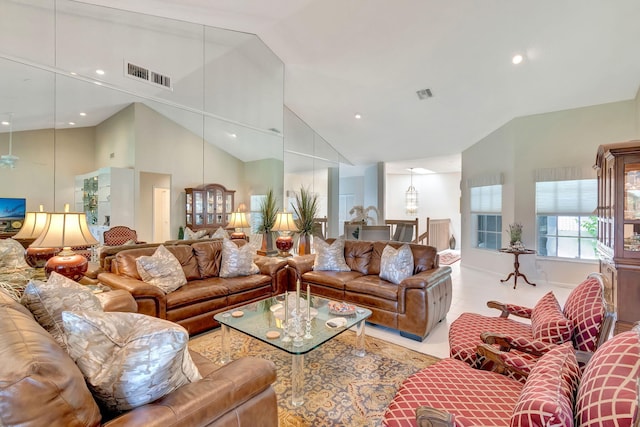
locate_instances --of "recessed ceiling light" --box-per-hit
[512,54,524,65]
[95,69,105,75]
[1,121,9,126]
[70,72,77,76]
[354,113,362,119]
[79,112,87,116]
[406,167,434,174]
[68,122,76,126]
[229,133,237,139]
[94,82,102,86]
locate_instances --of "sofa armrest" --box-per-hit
[95,289,137,312]
[399,266,452,290]
[103,357,277,427]
[287,254,316,278]
[415,406,455,427]
[97,272,167,318]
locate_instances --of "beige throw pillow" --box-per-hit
[183,227,208,240]
[136,245,187,293]
[379,244,414,285]
[62,311,202,412]
[0,238,31,270]
[220,238,259,278]
[20,272,103,348]
[211,227,229,239]
[313,238,350,272]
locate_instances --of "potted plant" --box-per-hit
[507,222,523,249]
[292,186,319,255]
[257,189,278,256]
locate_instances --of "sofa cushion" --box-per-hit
[380,244,414,285]
[0,293,102,426]
[510,342,580,427]
[136,245,187,293]
[530,291,572,344]
[192,239,225,278]
[313,238,351,272]
[343,240,373,274]
[575,328,640,426]
[62,310,202,412]
[562,276,605,352]
[20,272,103,348]
[220,238,259,278]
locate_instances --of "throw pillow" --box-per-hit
[61,310,202,412]
[183,226,208,240]
[20,272,103,348]
[211,227,229,239]
[313,238,351,272]
[136,245,187,293]
[0,238,31,270]
[531,291,572,344]
[380,244,414,285]
[510,342,581,427]
[219,238,259,278]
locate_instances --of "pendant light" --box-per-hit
[1,113,19,169]
[405,168,418,215]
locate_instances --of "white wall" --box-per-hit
[462,100,637,287]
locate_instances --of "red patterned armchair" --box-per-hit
[382,324,640,427]
[448,273,616,381]
[103,226,143,246]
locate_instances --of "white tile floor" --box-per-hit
[364,257,574,358]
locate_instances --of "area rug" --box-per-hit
[189,329,439,426]
[439,250,461,265]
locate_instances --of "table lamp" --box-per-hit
[12,209,58,267]
[227,211,250,240]
[272,211,297,257]
[28,208,98,281]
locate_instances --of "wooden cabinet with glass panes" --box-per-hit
[594,141,640,334]
[185,184,235,230]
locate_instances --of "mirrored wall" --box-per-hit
[0,0,284,241]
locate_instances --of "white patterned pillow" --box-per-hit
[211,227,229,239]
[313,238,350,272]
[380,244,414,285]
[136,245,187,293]
[183,227,208,240]
[20,272,103,348]
[220,238,259,278]
[0,238,30,270]
[61,311,202,412]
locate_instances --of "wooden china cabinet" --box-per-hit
[185,183,235,230]
[594,141,640,334]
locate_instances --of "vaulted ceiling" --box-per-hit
[74,0,640,173]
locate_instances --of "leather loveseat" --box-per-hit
[287,240,452,341]
[0,288,278,427]
[97,240,288,335]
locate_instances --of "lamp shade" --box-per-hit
[12,211,49,239]
[227,212,250,229]
[272,212,297,233]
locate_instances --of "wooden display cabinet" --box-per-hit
[185,183,235,230]
[595,141,640,334]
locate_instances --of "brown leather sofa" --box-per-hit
[287,240,452,341]
[0,288,278,427]
[97,239,288,335]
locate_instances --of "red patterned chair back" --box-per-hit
[104,226,138,246]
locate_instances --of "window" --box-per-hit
[536,179,597,260]
[470,184,502,250]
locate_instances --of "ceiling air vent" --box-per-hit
[125,61,173,90]
[416,88,433,100]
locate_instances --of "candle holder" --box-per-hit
[282,318,292,343]
[304,317,313,339]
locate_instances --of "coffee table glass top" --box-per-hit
[214,294,371,355]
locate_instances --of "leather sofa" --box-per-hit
[0,288,279,427]
[97,240,288,335]
[286,240,452,341]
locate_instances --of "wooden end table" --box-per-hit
[499,248,536,289]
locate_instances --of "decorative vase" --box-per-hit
[258,231,278,256]
[449,235,456,250]
[298,233,311,255]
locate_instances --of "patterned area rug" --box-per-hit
[189,329,439,426]
[439,250,461,266]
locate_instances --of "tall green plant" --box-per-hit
[292,186,319,235]
[258,189,278,232]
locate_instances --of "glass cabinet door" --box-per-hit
[186,192,193,226]
[194,191,204,226]
[206,190,215,224]
[215,189,223,224]
[623,160,640,253]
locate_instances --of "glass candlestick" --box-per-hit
[304,317,313,339]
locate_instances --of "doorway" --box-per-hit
[153,186,171,242]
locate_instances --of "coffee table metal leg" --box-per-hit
[291,354,304,407]
[354,320,366,357]
[220,323,231,365]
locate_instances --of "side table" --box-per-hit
[498,248,536,289]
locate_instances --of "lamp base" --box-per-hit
[25,247,60,268]
[276,235,294,257]
[230,231,247,240]
[45,253,88,282]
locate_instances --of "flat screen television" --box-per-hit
[0,197,26,221]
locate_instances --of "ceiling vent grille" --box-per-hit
[125,61,172,90]
[416,88,433,100]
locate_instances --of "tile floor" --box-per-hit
[364,255,574,358]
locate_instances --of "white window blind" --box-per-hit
[470,185,502,213]
[535,179,597,215]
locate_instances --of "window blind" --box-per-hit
[470,185,502,213]
[535,179,597,215]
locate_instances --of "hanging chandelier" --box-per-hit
[1,113,19,169]
[405,168,418,215]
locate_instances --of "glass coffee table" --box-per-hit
[214,293,371,407]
